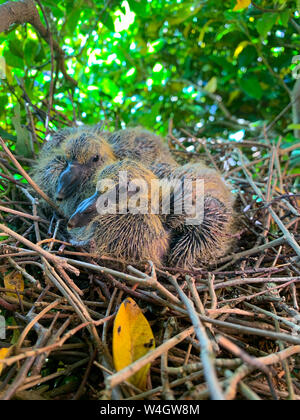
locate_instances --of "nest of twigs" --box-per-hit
[0,127,299,401]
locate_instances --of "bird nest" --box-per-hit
[0,128,299,401]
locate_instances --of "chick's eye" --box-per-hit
[93,155,100,163]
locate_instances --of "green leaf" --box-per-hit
[0,96,8,111]
[11,104,33,158]
[42,0,62,10]
[99,78,119,97]
[128,0,148,17]
[0,127,16,141]
[287,124,300,130]
[167,3,203,26]
[279,10,290,27]
[24,40,39,66]
[289,155,300,169]
[238,45,257,68]
[101,11,115,32]
[67,9,82,33]
[256,13,278,39]
[240,75,263,99]
[8,40,23,58]
[4,50,24,69]
[138,101,161,128]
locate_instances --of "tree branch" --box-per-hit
[0,0,77,86]
[0,0,38,32]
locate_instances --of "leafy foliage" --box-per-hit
[0,0,299,150]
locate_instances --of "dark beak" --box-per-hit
[56,163,83,201]
[67,192,99,230]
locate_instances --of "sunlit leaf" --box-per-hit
[113,297,155,390]
[99,78,119,97]
[127,0,148,17]
[234,41,250,58]
[233,0,251,11]
[102,11,115,32]
[287,124,300,130]
[24,40,39,66]
[205,77,217,93]
[67,9,82,33]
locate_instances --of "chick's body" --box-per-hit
[108,127,177,167]
[68,160,169,266]
[164,163,235,268]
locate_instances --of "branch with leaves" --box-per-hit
[0,0,77,86]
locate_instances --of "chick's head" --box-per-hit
[55,131,116,201]
[68,159,157,229]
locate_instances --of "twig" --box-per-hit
[0,136,62,214]
[168,275,225,400]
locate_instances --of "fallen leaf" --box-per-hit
[113,297,155,390]
[0,347,12,375]
[4,271,24,300]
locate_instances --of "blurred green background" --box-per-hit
[0,0,299,171]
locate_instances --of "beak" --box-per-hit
[56,163,83,201]
[68,192,99,230]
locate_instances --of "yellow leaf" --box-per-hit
[4,271,24,300]
[0,347,12,375]
[234,41,250,58]
[113,298,155,390]
[227,90,241,106]
[204,77,218,93]
[233,0,251,11]
[5,65,13,85]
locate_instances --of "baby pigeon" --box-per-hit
[67,159,170,266]
[32,126,176,218]
[164,163,235,268]
[31,125,116,216]
[107,127,177,167]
